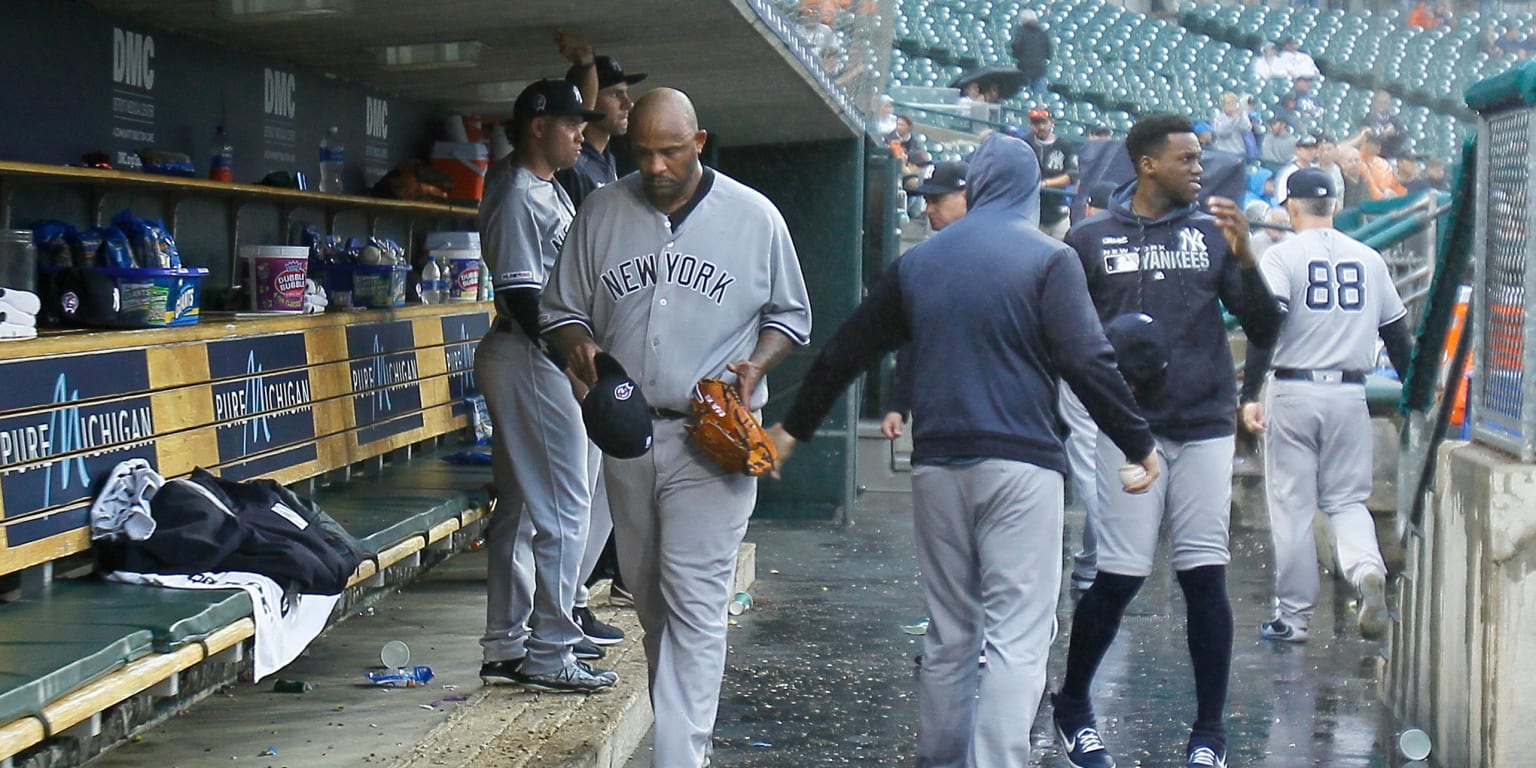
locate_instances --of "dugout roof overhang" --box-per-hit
[86,0,862,147]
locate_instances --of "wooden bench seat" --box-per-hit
[0,303,493,766]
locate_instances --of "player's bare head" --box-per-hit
[1126,114,1202,206]
[631,89,708,211]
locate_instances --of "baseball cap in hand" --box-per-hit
[1086,180,1118,211]
[1285,167,1334,199]
[566,55,647,90]
[913,161,968,195]
[1104,312,1171,394]
[582,353,653,459]
[513,80,604,126]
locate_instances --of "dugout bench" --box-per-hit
[0,302,493,767]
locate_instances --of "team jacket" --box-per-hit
[784,135,1154,473]
[1064,183,1282,441]
[98,468,367,595]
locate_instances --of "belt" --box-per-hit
[1273,367,1366,384]
[650,408,690,420]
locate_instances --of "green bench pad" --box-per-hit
[0,614,152,726]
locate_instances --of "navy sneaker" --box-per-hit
[1052,693,1114,768]
[574,638,606,661]
[1186,743,1227,767]
[573,606,625,645]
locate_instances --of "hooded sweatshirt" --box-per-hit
[784,136,1154,472]
[1065,181,1282,441]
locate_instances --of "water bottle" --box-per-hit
[319,126,344,194]
[362,665,434,688]
[420,257,443,304]
[209,125,234,182]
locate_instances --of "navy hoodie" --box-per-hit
[784,135,1154,473]
[1065,181,1282,441]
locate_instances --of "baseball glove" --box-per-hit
[686,378,779,476]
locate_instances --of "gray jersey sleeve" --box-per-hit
[1373,252,1407,327]
[540,204,596,335]
[760,208,813,345]
[480,169,547,291]
[1259,245,1292,311]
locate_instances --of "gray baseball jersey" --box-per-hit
[481,158,576,291]
[542,170,813,411]
[1259,228,1406,371]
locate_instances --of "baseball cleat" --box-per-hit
[479,657,526,685]
[515,661,618,693]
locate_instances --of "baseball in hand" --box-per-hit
[1119,463,1148,486]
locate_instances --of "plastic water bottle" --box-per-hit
[362,665,434,688]
[420,257,444,304]
[209,125,234,182]
[319,126,344,194]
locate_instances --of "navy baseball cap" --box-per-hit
[1295,134,1320,148]
[1104,312,1170,394]
[1086,180,1118,210]
[913,161,968,195]
[566,55,647,90]
[582,353,653,459]
[513,80,604,126]
[1286,167,1335,199]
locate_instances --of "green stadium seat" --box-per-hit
[0,620,152,727]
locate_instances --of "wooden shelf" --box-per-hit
[0,160,479,218]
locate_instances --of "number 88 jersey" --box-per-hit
[1259,228,1407,372]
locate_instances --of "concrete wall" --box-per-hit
[1387,440,1536,768]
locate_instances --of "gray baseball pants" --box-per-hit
[1263,380,1385,630]
[475,329,591,675]
[1094,433,1234,577]
[1059,385,1100,584]
[912,459,1064,768]
[605,418,756,768]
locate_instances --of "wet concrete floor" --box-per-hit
[627,488,1394,767]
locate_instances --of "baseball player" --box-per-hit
[474,78,618,693]
[883,161,969,440]
[769,133,1158,768]
[1240,168,1412,643]
[1065,180,1121,591]
[1053,114,1282,768]
[555,50,648,642]
[543,88,812,767]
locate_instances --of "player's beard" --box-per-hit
[643,162,699,211]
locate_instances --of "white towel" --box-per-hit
[89,458,163,541]
[104,570,339,682]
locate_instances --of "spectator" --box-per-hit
[1249,206,1292,258]
[1253,43,1284,80]
[959,81,983,104]
[1408,0,1436,30]
[1277,37,1321,79]
[1398,155,1432,196]
[797,4,842,72]
[1274,93,1303,130]
[1291,76,1321,119]
[1358,132,1406,200]
[875,95,898,136]
[1212,92,1254,156]
[1315,136,1346,207]
[1425,157,1451,191]
[1010,9,1053,95]
[1245,166,1277,211]
[1194,121,1215,149]
[1025,108,1077,238]
[1262,117,1298,166]
[1274,134,1320,204]
[1337,145,1368,211]
[887,114,917,158]
[1359,91,1408,159]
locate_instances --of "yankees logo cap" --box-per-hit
[1285,167,1334,199]
[566,55,648,90]
[913,161,968,195]
[512,80,605,127]
[1104,312,1171,395]
[582,353,654,459]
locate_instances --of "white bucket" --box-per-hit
[241,245,309,313]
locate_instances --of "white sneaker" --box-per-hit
[0,287,41,316]
[1357,571,1389,640]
